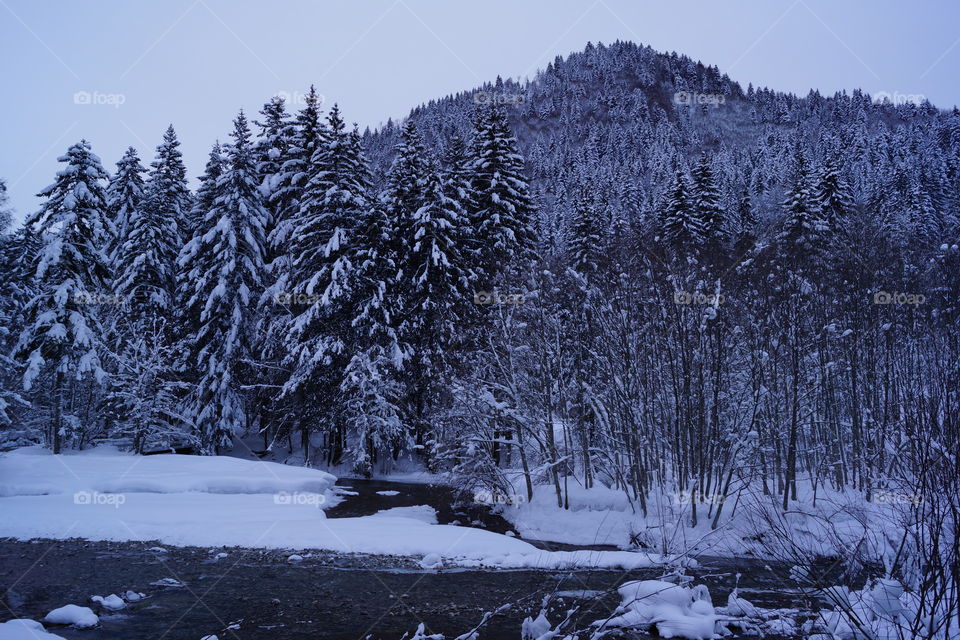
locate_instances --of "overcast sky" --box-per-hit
[2,0,959,220]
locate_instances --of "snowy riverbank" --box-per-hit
[0,447,679,570]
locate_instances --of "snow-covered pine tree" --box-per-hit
[254,96,296,247]
[178,113,267,453]
[568,192,605,276]
[469,106,537,285]
[112,159,181,321]
[282,104,372,464]
[143,125,192,244]
[268,86,326,255]
[814,155,855,231]
[0,184,38,433]
[251,96,298,448]
[104,147,146,259]
[659,168,703,249]
[691,153,728,253]
[778,148,826,259]
[15,140,112,453]
[174,143,224,344]
[439,135,478,281]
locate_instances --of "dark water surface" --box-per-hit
[1,479,809,639]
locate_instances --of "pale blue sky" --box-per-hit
[2,0,959,220]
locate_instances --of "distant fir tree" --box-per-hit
[178,113,267,453]
[690,153,728,251]
[104,147,146,258]
[659,168,703,249]
[469,107,537,284]
[777,148,825,261]
[568,192,605,276]
[143,126,192,241]
[814,155,854,231]
[15,141,112,453]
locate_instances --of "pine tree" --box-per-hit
[439,135,477,258]
[568,192,605,276]
[144,126,192,243]
[778,149,825,259]
[691,153,728,250]
[104,147,146,258]
[814,156,854,230]
[254,96,297,252]
[178,113,267,453]
[113,162,181,321]
[15,141,112,453]
[469,107,537,284]
[269,87,325,254]
[282,105,371,464]
[659,168,703,248]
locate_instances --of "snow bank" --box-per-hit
[43,604,98,628]
[0,620,67,640]
[0,445,337,497]
[0,447,680,569]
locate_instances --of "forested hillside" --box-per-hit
[1,40,958,524]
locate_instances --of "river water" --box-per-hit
[0,478,813,639]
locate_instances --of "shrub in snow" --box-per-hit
[43,604,99,628]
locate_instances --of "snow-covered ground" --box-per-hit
[0,447,678,569]
[494,471,904,561]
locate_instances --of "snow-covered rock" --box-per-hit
[418,553,443,569]
[90,593,125,610]
[43,604,99,628]
[599,580,717,639]
[287,554,304,563]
